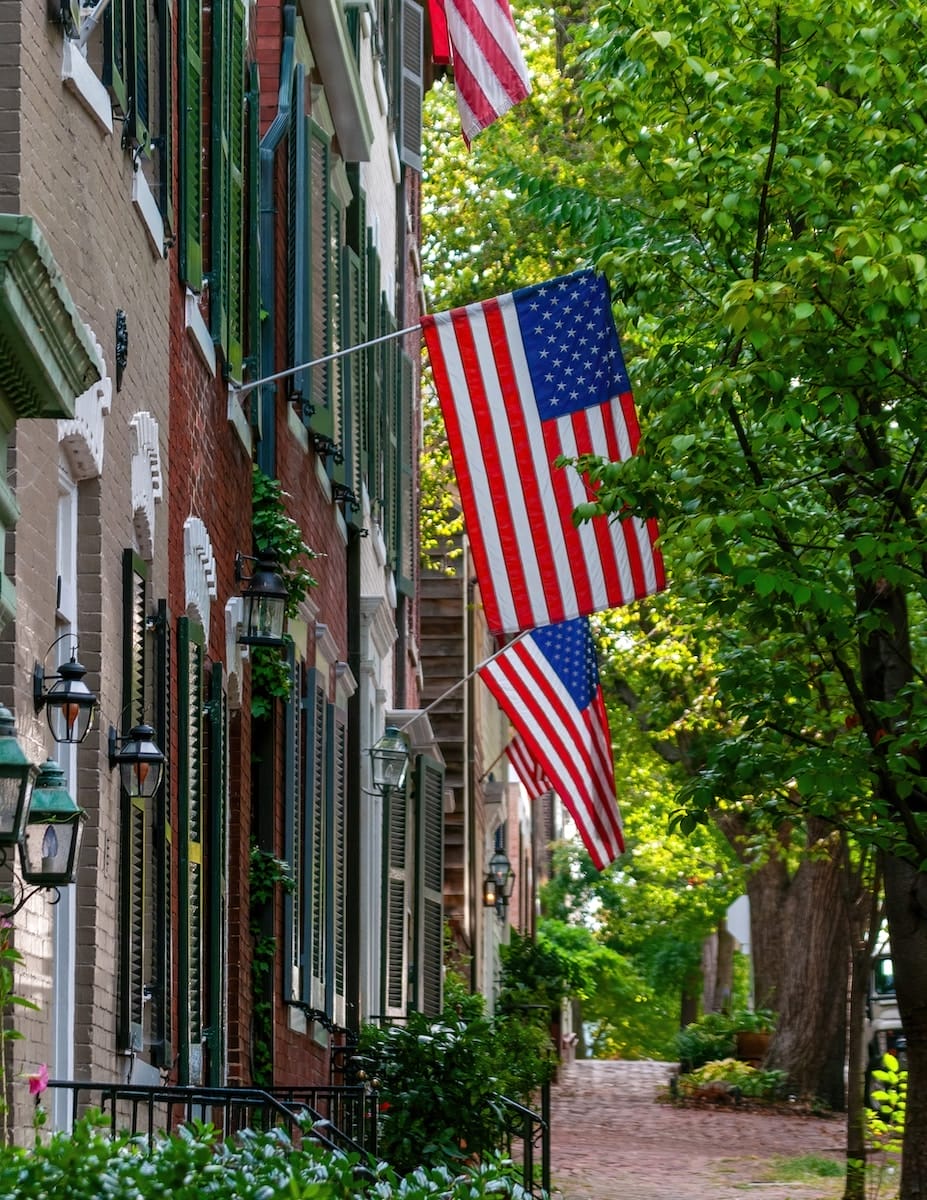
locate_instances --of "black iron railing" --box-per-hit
[497,1083,550,1198]
[45,1079,371,1158]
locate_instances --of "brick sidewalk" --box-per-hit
[548,1059,847,1200]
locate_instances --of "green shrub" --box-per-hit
[0,1113,532,1199]
[677,1057,787,1100]
[674,1011,737,1071]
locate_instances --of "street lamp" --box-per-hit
[0,705,38,846]
[370,726,410,793]
[33,638,98,744]
[484,848,515,914]
[19,759,86,887]
[109,723,165,798]
[235,552,289,647]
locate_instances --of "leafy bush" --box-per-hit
[677,1057,787,1100]
[674,1011,737,1071]
[0,1113,533,1199]
[358,994,555,1176]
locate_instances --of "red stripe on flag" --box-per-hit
[450,0,531,104]
[569,405,625,611]
[483,300,567,619]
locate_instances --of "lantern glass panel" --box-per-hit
[21,818,82,886]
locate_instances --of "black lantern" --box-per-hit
[236,552,289,646]
[370,726,410,793]
[108,723,165,798]
[0,706,38,846]
[488,848,515,906]
[482,872,500,908]
[33,649,97,744]
[19,759,85,886]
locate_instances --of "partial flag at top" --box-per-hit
[422,269,666,637]
[480,617,623,870]
[438,0,531,144]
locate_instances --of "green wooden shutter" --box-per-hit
[118,552,149,1055]
[158,0,174,228]
[364,234,381,494]
[104,0,129,119]
[153,598,173,1068]
[328,708,347,1023]
[206,665,228,1085]
[305,671,328,1009]
[131,0,150,150]
[383,772,409,1015]
[335,245,364,508]
[285,658,304,1002]
[178,0,203,288]
[415,756,445,1017]
[288,67,309,406]
[308,122,333,443]
[246,63,261,379]
[383,310,399,565]
[209,0,231,356]
[399,0,423,171]
[226,0,246,379]
[396,352,415,595]
[177,617,206,1084]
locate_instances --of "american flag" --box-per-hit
[439,0,531,145]
[506,733,553,801]
[421,269,665,637]
[480,618,624,870]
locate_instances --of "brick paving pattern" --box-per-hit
[548,1060,849,1200]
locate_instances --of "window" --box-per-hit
[118,553,172,1067]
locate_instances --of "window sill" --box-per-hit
[61,41,113,135]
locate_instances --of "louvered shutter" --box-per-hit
[226,0,246,380]
[209,0,230,356]
[329,708,347,1024]
[364,234,381,495]
[158,0,174,228]
[396,352,415,595]
[153,598,172,1067]
[383,772,409,1015]
[104,0,129,118]
[205,666,228,1085]
[284,656,304,1001]
[287,67,309,405]
[383,310,399,565]
[246,63,261,379]
[415,756,445,1017]
[119,552,150,1055]
[308,123,333,443]
[177,617,205,1084]
[131,0,150,150]
[305,671,328,1009]
[178,0,203,288]
[334,245,362,504]
[399,0,423,171]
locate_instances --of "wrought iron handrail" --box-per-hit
[45,1079,363,1158]
[496,1084,550,1198]
[266,1083,377,1156]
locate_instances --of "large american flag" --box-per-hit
[480,618,624,870]
[421,270,665,637]
[439,0,531,145]
[506,733,553,801]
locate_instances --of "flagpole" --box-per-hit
[394,629,531,733]
[231,323,422,401]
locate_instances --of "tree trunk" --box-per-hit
[883,854,927,1200]
[843,934,871,1200]
[718,812,853,1108]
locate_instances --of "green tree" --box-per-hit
[551,3,927,1194]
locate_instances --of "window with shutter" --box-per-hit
[307,123,334,447]
[118,552,155,1058]
[177,617,206,1084]
[334,245,363,510]
[287,66,309,406]
[178,0,203,287]
[205,666,228,1085]
[364,234,382,498]
[305,672,328,1010]
[284,658,304,1002]
[383,772,409,1016]
[329,708,347,1024]
[399,0,424,171]
[209,0,247,378]
[246,62,261,379]
[415,756,445,1016]
[153,598,173,1067]
[382,312,399,566]
[395,352,415,595]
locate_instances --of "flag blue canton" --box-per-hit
[513,270,631,421]
[530,618,600,710]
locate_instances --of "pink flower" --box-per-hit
[27,1064,48,1096]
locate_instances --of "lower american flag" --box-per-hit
[422,269,665,637]
[479,617,624,870]
[506,733,553,802]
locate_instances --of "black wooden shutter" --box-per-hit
[415,756,445,1017]
[177,616,205,1084]
[383,771,409,1015]
[399,0,423,171]
[305,670,328,1009]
